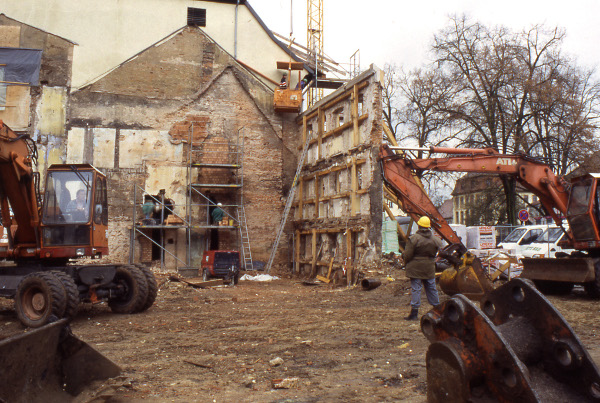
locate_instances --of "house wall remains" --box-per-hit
[0,15,74,180]
[68,27,299,269]
[293,66,384,282]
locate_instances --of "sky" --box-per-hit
[250,0,600,75]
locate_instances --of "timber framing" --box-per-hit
[291,66,385,282]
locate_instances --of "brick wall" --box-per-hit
[68,27,299,270]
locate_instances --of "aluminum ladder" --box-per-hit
[238,207,253,270]
[265,135,311,273]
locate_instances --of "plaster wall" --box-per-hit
[0,1,303,89]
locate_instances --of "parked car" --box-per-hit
[201,250,241,285]
[521,226,575,259]
[497,225,547,258]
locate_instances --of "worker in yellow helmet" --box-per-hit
[402,216,444,321]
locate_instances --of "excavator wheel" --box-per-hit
[51,271,80,319]
[134,264,158,312]
[15,272,67,328]
[583,260,600,298]
[108,265,149,314]
[534,280,575,295]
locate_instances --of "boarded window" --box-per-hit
[187,8,207,27]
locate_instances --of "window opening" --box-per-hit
[188,8,207,27]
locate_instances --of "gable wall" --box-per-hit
[0,1,304,89]
[68,27,299,269]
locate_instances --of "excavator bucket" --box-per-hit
[421,278,600,401]
[0,318,121,403]
[438,253,494,300]
[521,256,595,283]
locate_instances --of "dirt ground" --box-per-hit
[1,266,600,402]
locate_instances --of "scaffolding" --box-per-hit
[130,126,252,272]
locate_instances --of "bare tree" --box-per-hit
[429,16,600,223]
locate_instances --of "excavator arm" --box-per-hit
[380,144,572,240]
[0,120,40,253]
[379,146,462,246]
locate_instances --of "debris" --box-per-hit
[301,280,321,286]
[269,357,284,367]
[271,377,299,389]
[361,278,382,290]
[183,359,213,369]
[168,276,223,288]
[240,274,280,282]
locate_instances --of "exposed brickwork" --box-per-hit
[139,231,152,263]
[68,27,299,270]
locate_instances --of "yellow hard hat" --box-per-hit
[417,216,431,228]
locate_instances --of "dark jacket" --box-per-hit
[403,228,443,279]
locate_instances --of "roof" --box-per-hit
[452,172,532,196]
[0,13,78,45]
[452,173,501,196]
[243,2,311,74]
[438,199,453,220]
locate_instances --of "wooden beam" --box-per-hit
[298,113,368,150]
[352,85,359,147]
[298,178,304,219]
[346,230,353,286]
[295,230,301,274]
[351,157,358,216]
[297,227,365,235]
[276,61,305,70]
[314,175,319,219]
[237,60,279,86]
[302,81,369,121]
[318,108,323,160]
[311,229,317,277]
[383,124,398,146]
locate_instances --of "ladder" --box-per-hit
[237,207,253,271]
[266,135,311,273]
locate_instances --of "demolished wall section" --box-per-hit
[292,66,384,282]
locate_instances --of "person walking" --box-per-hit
[403,216,443,321]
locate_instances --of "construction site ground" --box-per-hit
[1,267,600,402]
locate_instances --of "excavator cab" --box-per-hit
[566,174,600,245]
[40,164,108,259]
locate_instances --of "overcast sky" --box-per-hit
[251,0,600,75]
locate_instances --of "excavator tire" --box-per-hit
[15,272,67,328]
[51,271,80,320]
[583,260,600,298]
[134,264,158,312]
[108,265,148,314]
[533,280,574,295]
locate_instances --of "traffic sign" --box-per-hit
[518,209,529,222]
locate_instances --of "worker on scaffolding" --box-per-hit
[211,202,225,225]
[402,216,443,321]
[279,72,288,89]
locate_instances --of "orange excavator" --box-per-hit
[379,144,600,401]
[379,143,600,298]
[0,120,156,327]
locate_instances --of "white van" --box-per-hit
[497,225,547,258]
[521,226,574,258]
